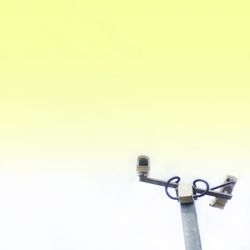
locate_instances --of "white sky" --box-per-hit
[0,153,249,250]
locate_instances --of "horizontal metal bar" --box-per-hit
[139,176,232,200]
[197,188,232,200]
[140,176,178,188]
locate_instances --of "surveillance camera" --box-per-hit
[136,155,150,177]
[210,175,237,209]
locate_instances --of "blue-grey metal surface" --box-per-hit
[180,203,202,250]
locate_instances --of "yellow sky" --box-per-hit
[0,1,249,174]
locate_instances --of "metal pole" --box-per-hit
[180,202,202,250]
[136,156,237,250]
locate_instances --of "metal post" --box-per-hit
[180,203,202,250]
[136,155,237,250]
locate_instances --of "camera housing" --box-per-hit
[136,155,150,177]
[210,175,237,209]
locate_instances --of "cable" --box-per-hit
[165,176,181,200]
[193,179,209,198]
[210,181,236,191]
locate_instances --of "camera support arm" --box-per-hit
[139,176,233,200]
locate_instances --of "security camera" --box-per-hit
[210,175,237,209]
[137,155,150,177]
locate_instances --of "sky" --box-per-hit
[0,0,250,249]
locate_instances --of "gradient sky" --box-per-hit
[0,0,250,249]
